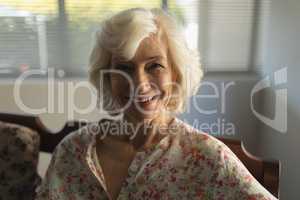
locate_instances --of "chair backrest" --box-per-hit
[0,113,87,153]
[0,113,279,197]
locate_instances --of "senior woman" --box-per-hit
[36,8,277,200]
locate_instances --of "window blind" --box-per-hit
[0,0,271,77]
[208,0,270,72]
[0,0,57,76]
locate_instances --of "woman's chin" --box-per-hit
[128,109,160,120]
[125,105,162,122]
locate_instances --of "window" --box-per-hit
[0,0,57,76]
[0,0,270,77]
[199,0,271,72]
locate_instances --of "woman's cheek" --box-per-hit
[111,75,131,94]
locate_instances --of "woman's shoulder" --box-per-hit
[173,118,233,160]
[174,118,225,147]
[174,119,277,199]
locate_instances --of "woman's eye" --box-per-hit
[115,64,133,72]
[148,63,164,70]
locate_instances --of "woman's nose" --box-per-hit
[133,70,151,94]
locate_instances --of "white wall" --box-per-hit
[256,0,300,199]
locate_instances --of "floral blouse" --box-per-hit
[36,118,277,200]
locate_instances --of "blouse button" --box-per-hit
[129,163,139,173]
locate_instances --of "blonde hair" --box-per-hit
[89,8,203,115]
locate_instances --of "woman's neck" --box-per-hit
[124,114,175,151]
[97,114,175,153]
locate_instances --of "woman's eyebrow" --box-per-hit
[146,55,165,61]
[113,61,134,66]
[112,55,165,67]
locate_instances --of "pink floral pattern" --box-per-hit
[36,118,277,200]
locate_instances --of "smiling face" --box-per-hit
[110,32,175,123]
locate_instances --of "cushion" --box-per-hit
[0,121,41,200]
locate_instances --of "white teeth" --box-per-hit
[135,95,157,103]
[136,96,152,102]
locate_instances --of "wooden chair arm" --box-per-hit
[263,161,280,197]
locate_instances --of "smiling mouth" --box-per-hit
[135,95,160,103]
[125,94,161,103]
